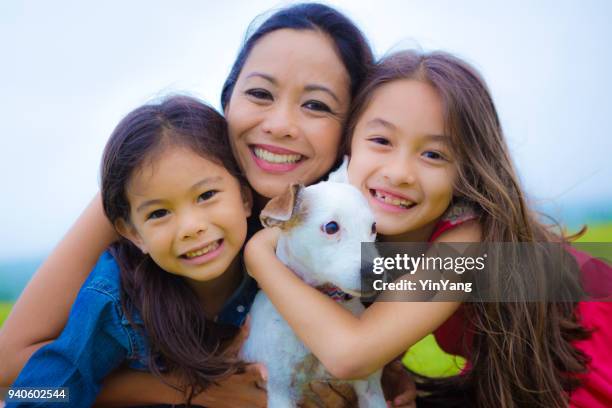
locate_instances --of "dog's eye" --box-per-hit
[322,221,339,235]
[371,222,376,235]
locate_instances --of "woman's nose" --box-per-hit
[260,102,299,139]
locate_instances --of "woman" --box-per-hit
[0,3,415,407]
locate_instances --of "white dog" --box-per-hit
[241,160,386,408]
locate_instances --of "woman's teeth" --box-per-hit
[184,240,220,259]
[253,147,302,164]
[373,190,414,209]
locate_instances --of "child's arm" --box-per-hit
[94,365,267,408]
[0,193,117,386]
[245,221,480,380]
[6,282,131,407]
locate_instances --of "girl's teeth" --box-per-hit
[185,241,220,259]
[254,147,302,164]
[374,190,414,208]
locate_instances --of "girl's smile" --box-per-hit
[179,238,224,265]
[368,187,418,212]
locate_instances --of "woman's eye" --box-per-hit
[198,190,218,202]
[422,151,445,160]
[245,88,272,100]
[147,209,168,220]
[322,221,340,235]
[368,137,390,146]
[303,100,331,113]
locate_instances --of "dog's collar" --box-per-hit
[317,284,353,302]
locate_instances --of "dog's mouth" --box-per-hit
[317,284,356,302]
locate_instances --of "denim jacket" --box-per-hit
[8,251,257,407]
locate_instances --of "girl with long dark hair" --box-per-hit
[246,50,612,407]
[8,95,256,406]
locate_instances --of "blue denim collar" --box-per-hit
[214,270,258,327]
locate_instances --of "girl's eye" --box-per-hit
[322,221,340,235]
[368,137,390,146]
[303,100,331,113]
[245,88,272,100]
[147,209,168,220]
[198,190,218,202]
[422,151,445,161]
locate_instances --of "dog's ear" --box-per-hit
[260,183,304,229]
[327,155,349,184]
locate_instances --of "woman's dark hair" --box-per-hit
[346,51,590,408]
[100,95,247,404]
[220,2,374,111]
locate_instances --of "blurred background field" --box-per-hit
[0,303,12,328]
[576,223,612,242]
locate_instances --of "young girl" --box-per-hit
[245,50,612,407]
[7,96,258,407]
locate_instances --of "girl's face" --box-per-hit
[118,146,251,283]
[348,79,456,241]
[225,28,350,198]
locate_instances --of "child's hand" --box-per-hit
[248,226,281,252]
[197,315,267,407]
[244,227,281,279]
[193,363,267,408]
[300,381,357,407]
[382,360,417,408]
[224,315,252,357]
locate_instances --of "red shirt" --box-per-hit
[430,208,612,406]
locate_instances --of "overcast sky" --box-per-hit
[1,0,611,258]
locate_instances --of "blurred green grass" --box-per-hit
[574,222,612,260]
[0,302,11,328]
[576,222,612,242]
[402,334,465,377]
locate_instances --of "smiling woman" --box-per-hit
[221,3,373,201]
[225,28,350,199]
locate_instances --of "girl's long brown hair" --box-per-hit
[100,96,248,404]
[346,51,590,407]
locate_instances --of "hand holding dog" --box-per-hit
[382,360,417,408]
[244,226,281,280]
[194,317,268,408]
[245,226,416,408]
[192,363,267,408]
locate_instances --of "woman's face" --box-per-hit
[225,28,350,199]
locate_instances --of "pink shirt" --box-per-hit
[430,206,612,406]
